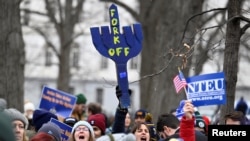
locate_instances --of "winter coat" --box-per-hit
[162,115,208,141]
[180,115,195,141]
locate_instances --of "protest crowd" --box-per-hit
[1,3,250,141]
[0,87,249,141]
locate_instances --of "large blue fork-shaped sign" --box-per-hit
[90,4,143,108]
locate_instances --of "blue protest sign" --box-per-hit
[39,86,77,118]
[186,72,226,106]
[90,4,143,108]
[175,100,185,120]
[50,118,72,141]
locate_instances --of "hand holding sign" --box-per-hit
[182,100,194,120]
[90,4,143,108]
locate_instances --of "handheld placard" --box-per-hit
[90,4,143,108]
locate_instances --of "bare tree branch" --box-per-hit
[236,15,250,23]
[181,8,227,43]
[130,55,175,84]
[201,9,226,27]
[30,26,60,57]
[20,8,47,17]
[45,0,61,34]
[73,0,85,24]
[194,14,250,38]
[63,31,85,49]
[57,0,64,24]
[226,15,250,36]
[130,43,192,84]
[241,23,250,35]
[65,0,73,26]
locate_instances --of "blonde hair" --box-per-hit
[23,130,28,141]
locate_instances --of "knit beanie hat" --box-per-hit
[0,112,16,141]
[38,122,61,141]
[202,116,210,133]
[24,102,35,112]
[145,113,158,140]
[4,108,29,129]
[32,109,58,131]
[87,113,106,135]
[76,93,87,104]
[134,109,148,119]
[0,98,7,111]
[235,97,248,115]
[72,120,95,138]
[63,117,78,127]
[194,111,206,131]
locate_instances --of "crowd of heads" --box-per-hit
[0,94,249,141]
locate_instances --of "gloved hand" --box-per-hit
[115,85,132,110]
[115,85,132,98]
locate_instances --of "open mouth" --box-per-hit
[140,137,147,141]
[78,135,85,140]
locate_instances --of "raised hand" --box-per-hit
[183,100,194,119]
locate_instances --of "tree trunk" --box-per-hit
[0,0,25,111]
[44,0,85,93]
[220,0,243,124]
[57,38,72,92]
[139,0,204,121]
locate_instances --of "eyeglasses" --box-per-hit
[75,127,89,132]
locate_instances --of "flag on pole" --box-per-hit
[173,71,187,93]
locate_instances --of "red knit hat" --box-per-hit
[202,115,210,134]
[202,116,210,125]
[87,114,106,135]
